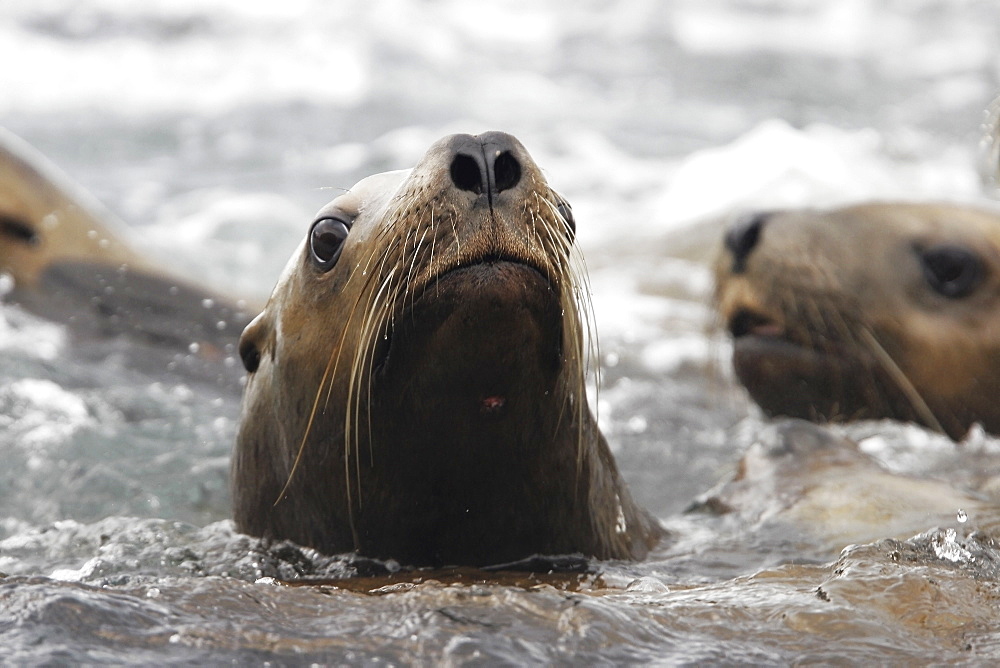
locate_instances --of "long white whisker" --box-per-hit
[859,328,946,435]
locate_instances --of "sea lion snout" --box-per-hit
[446,132,524,204]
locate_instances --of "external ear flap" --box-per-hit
[239,311,270,373]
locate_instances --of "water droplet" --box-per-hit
[957,508,968,523]
[202,298,215,309]
[188,342,201,354]
[0,272,15,296]
[625,576,670,594]
[216,320,227,330]
[626,415,648,433]
[87,229,98,240]
[615,505,628,534]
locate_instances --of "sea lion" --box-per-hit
[233,131,663,566]
[0,128,250,379]
[713,202,1000,439]
[688,420,992,554]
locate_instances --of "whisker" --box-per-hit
[272,258,382,517]
[535,191,597,485]
[429,208,439,298]
[859,327,946,435]
[352,265,399,469]
[273,340,338,508]
[406,225,430,319]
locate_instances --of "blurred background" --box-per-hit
[1,0,999,526]
[3,0,998,289]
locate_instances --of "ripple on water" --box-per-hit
[2,0,1000,662]
[4,517,1000,662]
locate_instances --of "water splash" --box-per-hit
[932,528,973,563]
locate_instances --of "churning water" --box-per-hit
[4,0,1000,663]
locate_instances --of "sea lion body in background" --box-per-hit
[0,128,250,380]
[714,202,1000,439]
[233,132,663,566]
[689,420,992,554]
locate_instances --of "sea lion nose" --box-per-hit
[724,211,771,274]
[448,133,523,202]
[489,150,522,193]
[450,151,486,195]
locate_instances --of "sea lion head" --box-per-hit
[714,202,1000,440]
[0,129,139,295]
[234,132,659,565]
[0,129,250,362]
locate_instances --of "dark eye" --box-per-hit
[309,217,351,271]
[556,199,575,238]
[919,244,984,299]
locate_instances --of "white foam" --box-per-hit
[0,0,368,116]
[1,378,94,450]
[672,2,889,58]
[0,307,66,360]
[639,335,714,375]
[653,120,983,226]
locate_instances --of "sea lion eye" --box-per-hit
[919,244,984,299]
[556,199,576,237]
[309,217,351,271]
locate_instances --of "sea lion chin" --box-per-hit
[713,202,1000,440]
[380,261,563,423]
[232,131,664,567]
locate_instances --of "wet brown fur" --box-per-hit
[714,202,1000,439]
[233,133,663,566]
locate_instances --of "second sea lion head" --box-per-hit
[714,202,1000,440]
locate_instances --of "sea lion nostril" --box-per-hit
[492,151,521,193]
[0,215,40,246]
[725,211,771,273]
[450,153,484,195]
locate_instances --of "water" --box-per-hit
[4,0,1000,663]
